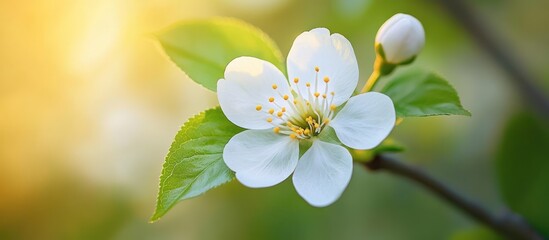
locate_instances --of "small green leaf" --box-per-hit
[156,18,284,91]
[372,138,405,154]
[450,227,502,240]
[496,112,549,236]
[351,138,405,162]
[151,107,244,222]
[381,69,471,117]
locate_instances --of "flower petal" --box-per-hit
[292,140,353,207]
[331,92,396,149]
[287,28,359,106]
[223,129,299,188]
[218,56,291,129]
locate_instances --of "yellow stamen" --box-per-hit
[273,127,280,134]
[330,104,337,111]
[283,95,289,100]
[323,77,330,83]
[315,66,320,72]
[304,129,310,135]
[331,91,335,96]
[290,133,297,139]
[269,97,275,102]
[281,107,286,112]
[314,92,320,98]
[277,112,283,117]
[306,83,311,87]
[266,117,273,123]
[322,94,327,98]
[255,105,262,111]
[268,108,275,114]
[293,78,299,83]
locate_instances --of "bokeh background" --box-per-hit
[1,0,548,239]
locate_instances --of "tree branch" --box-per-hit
[362,155,544,240]
[432,0,549,118]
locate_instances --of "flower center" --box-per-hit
[255,66,337,140]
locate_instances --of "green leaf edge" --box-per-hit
[150,106,239,223]
[412,72,471,117]
[154,17,285,92]
[406,71,471,117]
[382,70,472,118]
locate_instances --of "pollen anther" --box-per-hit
[252,65,336,139]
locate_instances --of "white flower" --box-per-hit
[375,13,425,64]
[218,28,396,207]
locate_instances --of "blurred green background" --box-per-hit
[1,0,548,239]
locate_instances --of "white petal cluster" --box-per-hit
[218,28,396,207]
[375,13,425,64]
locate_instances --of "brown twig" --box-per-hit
[363,155,544,240]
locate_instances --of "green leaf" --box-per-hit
[380,69,471,117]
[496,112,549,236]
[351,138,405,163]
[156,18,284,91]
[151,107,244,222]
[449,227,502,240]
[372,138,405,154]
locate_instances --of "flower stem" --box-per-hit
[361,57,384,93]
[361,70,381,93]
[361,155,544,240]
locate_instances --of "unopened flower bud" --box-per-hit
[375,13,425,65]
